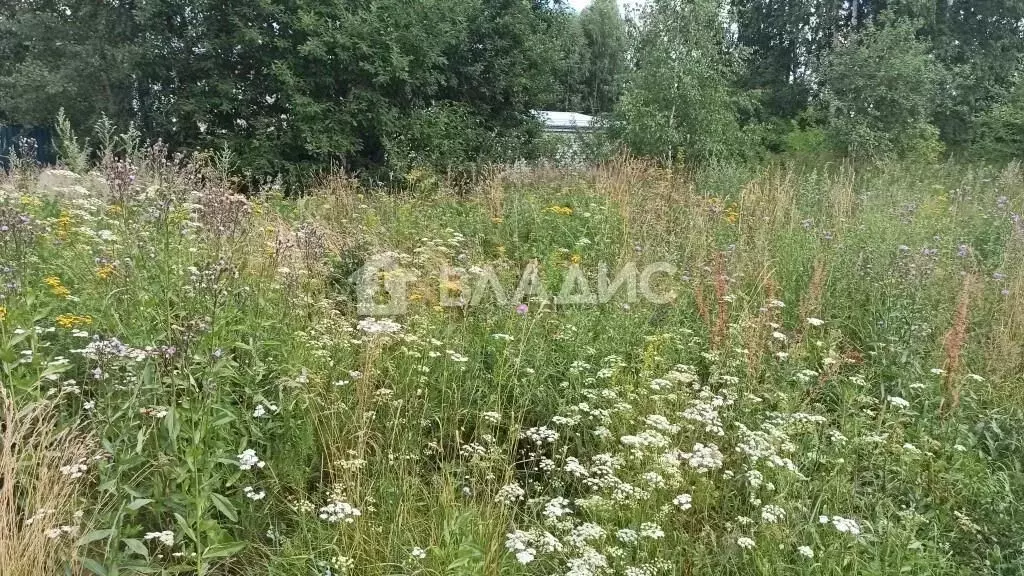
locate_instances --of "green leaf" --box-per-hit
[80,558,108,576]
[77,529,115,546]
[210,493,238,522]
[141,363,156,388]
[173,513,197,544]
[135,428,147,454]
[212,414,236,428]
[122,538,149,558]
[127,498,154,511]
[202,541,246,559]
[120,563,162,574]
[164,404,179,447]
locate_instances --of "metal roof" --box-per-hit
[534,110,597,132]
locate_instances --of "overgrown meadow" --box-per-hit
[2,144,1024,576]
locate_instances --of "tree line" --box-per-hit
[2,0,1023,182]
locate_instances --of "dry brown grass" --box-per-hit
[984,239,1024,411]
[737,166,798,255]
[799,257,828,329]
[941,273,977,416]
[711,252,730,351]
[741,267,782,381]
[829,162,857,227]
[1,389,95,575]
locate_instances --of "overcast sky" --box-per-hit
[567,0,642,13]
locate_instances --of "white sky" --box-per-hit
[567,0,642,13]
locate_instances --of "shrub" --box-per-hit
[820,16,944,161]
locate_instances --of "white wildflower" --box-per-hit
[237,449,266,471]
[318,501,362,524]
[887,396,910,409]
[495,483,526,505]
[243,486,266,501]
[143,530,175,547]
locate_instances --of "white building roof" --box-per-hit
[534,110,596,132]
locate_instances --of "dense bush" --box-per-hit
[973,75,1024,162]
[610,0,751,165]
[818,17,944,161]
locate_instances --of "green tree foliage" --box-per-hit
[734,0,815,120]
[534,6,591,112]
[819,16,944,160]
[973,72,1024,162]
[4,0,1024,170]
[611,0,749,164]
[0,1,137,127]
[1,0,559,181]
[925,0,1024,151]
[579,0,627,114]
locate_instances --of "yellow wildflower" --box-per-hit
[55,212,73,240]
[0,306,6,322]
[570,254,582,265]
[55,314,92,329]
[96,264,116,280]
[546,205,573,216]
[725,203,740,224]
[491,217,504,224]
[442,279,463,294]
[44,276,72,298]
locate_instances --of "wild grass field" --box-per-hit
[1,145,1024,576]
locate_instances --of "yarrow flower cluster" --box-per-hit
[495,483,526,505]
[505,529,562,564]
[143,530,175,547]
[761,504,786,523]
[820,515,861,535]
[356,317,403,335]
[59,461,88,479]
[237,449,266,471]
[681,443,725,472]
[887,396,911,410]
[252,401,280,418]
[521,426,558,445]
[243,486,266,501]
[318,501,362,523]
[543,497,572,519]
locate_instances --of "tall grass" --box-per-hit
[1,136,1023,575]
[0,390,94,575]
